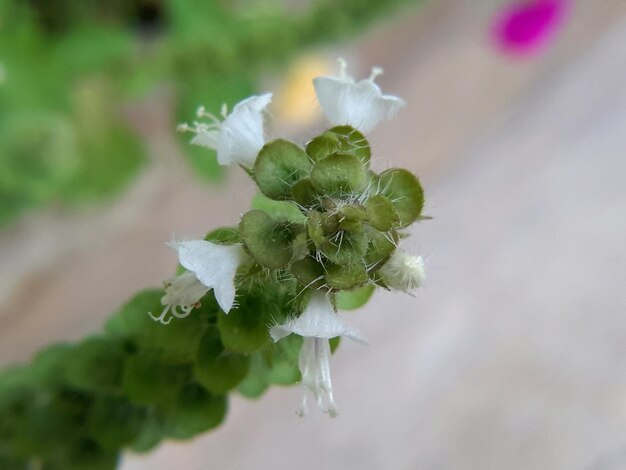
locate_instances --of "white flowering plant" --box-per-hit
[173,61,427,416]
[0,61,427,469]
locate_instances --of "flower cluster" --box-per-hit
[162,60,427,416]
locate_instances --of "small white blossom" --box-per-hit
[149,240,245,324]
[379,250,425,293]
[313,59,405,134]
[270,291,365,417]
[178,93,272,167]
[149,271,210,325]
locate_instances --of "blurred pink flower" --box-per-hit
[491,0,571,57]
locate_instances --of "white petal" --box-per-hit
[270,291,365,343]
[298,337,338,417]
[168,240,244,313]
[313,77,404,134]
[217,93,272,167]
[190,129,220,149]
[161,271,210,308]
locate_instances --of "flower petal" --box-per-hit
[190,129,220,149]
[168,240,244,313]
[217,93,272,167]
[313,76,404,134]
[270,291,366,343]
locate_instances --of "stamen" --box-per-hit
[369,66,383,82]
[337,57,348,79]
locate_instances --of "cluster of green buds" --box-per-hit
[170,60,427,416]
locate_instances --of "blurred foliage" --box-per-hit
[0,0,420,228]
[0,273,306,468]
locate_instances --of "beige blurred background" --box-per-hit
[2,1,626,469]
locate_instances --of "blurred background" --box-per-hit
[2,0,626,469]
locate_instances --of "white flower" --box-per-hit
[149,271,210,325]
[149,240,245,324]
[178,93,272,167]
[379,250,425,292]
[313,59,405,134]
[270,291,365,417]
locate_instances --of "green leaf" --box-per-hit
[310,153,368,197]
[254,139,311,200]
[193,328,250,394]
[251,192,306,224]
[335,284,375,310]
[239,210,294,269]
[377,168,424,227]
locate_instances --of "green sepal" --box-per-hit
[254,139,311,200]
[31,343,74,387]
[335,284,375,310]
[217,291,271,353]
[204,226,240,245]
[193,328,250,395]
[163,383,227,440]
[321,229,368,265]
[325,261,369,290]
[340,204,369,221]
[121,351,187,407]
[291,257,325,288]
[377,168,424,227]
[87,396,147,451]
[105,289,215,364]
[65,336,126,393]
[237,354,269,399]
[264,334,302,385]
[306,126,371,166]
[48,438,119,470]
[306,211,325,248]
[251,192,306,224]
[239,210,295,269]
[365,194,398,231]
[291,178,319,208]
[310,153,368,197]
[364,228,398,271]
